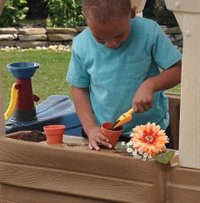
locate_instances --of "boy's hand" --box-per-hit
[86,126,112,150]
[133,62,182,113]
[133,80,154,113]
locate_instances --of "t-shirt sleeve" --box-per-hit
[152,24,182,70]
[66,43,90,88]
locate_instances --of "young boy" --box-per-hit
[66,0,182,150]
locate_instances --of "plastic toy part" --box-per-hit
[113,108,134,129]
[44,125,66,144]
[5,62,40,122]
[5,95,82,136]
[7,62,39,79]
[4,83,19,121]
[101,122,123,147]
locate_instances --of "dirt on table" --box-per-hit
[17,130,46,142]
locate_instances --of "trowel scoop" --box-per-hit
[113,108,134,129]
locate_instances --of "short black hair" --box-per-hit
[82,0,131,24]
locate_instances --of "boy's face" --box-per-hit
[87,15,131,49]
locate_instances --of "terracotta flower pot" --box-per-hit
[101,122,123,147]
[43,125,65,144]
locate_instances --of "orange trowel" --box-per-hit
[113,108,134,129]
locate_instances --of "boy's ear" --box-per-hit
[131,6,137,19]
[82,10,84,15]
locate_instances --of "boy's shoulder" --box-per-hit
[72,27,97,53]
[132,16,158,29]
[73,27,91,44]
[131,16,162,39]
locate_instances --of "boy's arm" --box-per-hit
[146,59,182,92]
[72,86,111,150]
[133,60,182,112]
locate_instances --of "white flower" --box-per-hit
[132,150,137,156]
[137,155,142,159]
[143,153,148,158]
[129,141,133,145]
[142,157,147,161]
[127,147,133,153]
[138,147,143,155]
[126,142,132,147]
[121,141,125,146]
[148,155,152,159]
[134,143,138,148]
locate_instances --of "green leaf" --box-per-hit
[114,142,127,153]
[155,150,175,164]
[19,0,27,4]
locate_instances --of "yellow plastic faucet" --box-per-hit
[4,83,19,120]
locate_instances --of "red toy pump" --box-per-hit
[4,62,40,121]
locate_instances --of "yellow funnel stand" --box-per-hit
[4,83,19,120]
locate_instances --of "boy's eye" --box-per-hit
[95,37,105,43]
[116,35,122,39]
[116,33,124,39]
[95,36,103,40]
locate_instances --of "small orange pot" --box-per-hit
[43,125,65,144]
[101,122,123,147]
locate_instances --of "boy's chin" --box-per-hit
[106,44,122,49]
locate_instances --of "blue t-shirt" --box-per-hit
[66,16,182,136]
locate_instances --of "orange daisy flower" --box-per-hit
[130,122,169,157]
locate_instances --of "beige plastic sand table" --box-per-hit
[0,0,200,203]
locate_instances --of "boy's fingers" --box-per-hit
[89,139,112,150]
[90,140,100,151]
[88,132,112,150]
[102,141,112,149]
[96,137,112,148]
[133,103,139,113]
[97,132,109,142]
[97,138,112,149]
[143,104,148,111]
[88,143,93,150]
[138,104,145,113]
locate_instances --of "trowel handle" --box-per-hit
[127,108,134,114]
[113,108,134,129]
